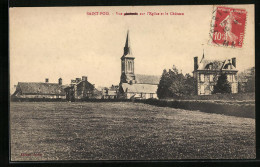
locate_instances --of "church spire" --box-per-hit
[124,30,132,55]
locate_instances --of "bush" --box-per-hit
[135,99,255,118]
[213,73,231,94]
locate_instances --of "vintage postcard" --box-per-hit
[9,5,255,161]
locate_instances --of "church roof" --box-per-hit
[135,74,160,85]
[121,83,158,94]
[16,82,65,95]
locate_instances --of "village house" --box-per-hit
[11,78,66,99]
[119,31,160,99]
[101,85,119,99]
[64,76,102,101]
[193,53,238,95]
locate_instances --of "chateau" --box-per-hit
[119,31,160,99]
[193,53,238,95]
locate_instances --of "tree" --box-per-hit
[184,73,195,95]
[245,67,255,92]
[157,65,196,99]
[237,67,255,93]
[213,73,231,94]
[157,69,172,98]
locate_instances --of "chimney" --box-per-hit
[45,78,49,83]
[232,57,236,68]
[58,78,62,85]
[71,79,76,84]
[194,57,198,71]
[76,78,81,83]
[82,76,88,81]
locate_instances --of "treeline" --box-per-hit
[157,65,255,99]
[157,65,195,99]
[238,67,255,93]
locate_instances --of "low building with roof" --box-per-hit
[119,31,160,99]
[11,78,66,99]
[193,52,238,95]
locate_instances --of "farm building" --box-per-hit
[101,85,119,99]
[119,31,160,99]
[11,78,66,99]
[193,53,238,95]
[64,76,102,101]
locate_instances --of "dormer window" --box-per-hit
[209,64,212,70]
[206,63,213,70]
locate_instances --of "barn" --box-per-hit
[11,78,66,100]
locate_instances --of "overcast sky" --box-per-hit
[9,5,254,92]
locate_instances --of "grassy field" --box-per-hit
[10,102,255,161]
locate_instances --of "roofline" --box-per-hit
[193,69,238,73]
[22,93,66,96]
[122,83,159,85]
[121,55,135,59]
[18,82,61,85]
[124,91,157,94]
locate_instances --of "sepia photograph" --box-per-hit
[9,5,255,161]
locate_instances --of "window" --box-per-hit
[200,85,205,94]
[232,83,237,93]
[210,74,214,82]
[200,74,205,82]
[233,75,237,81]
[129,61,132,72]
[227,74,232,82]
[127,61,130,71]
[150,93,153,98]
[210,85,214,92]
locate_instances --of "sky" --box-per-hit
[9,5,254,92]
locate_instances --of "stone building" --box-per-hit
[101,85,119,99]
[193,53,238,95]
[64,76,101,101]
[119,31,160,99]
[11,78,66,99]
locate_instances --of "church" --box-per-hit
[118,31,160,99]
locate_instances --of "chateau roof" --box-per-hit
[198,58,237,71]
[121,83,158,94]
[135,74,160,85]
[198,59,225,70]
[17,82,65,95]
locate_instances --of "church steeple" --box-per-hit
[123,30,132,56]
[120,30,135,84]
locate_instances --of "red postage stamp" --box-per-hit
[208,6,247,48]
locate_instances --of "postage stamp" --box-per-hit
[208,6,247,48]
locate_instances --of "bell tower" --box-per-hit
[120,30,136,84]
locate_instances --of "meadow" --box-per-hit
[10,102,255,161]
